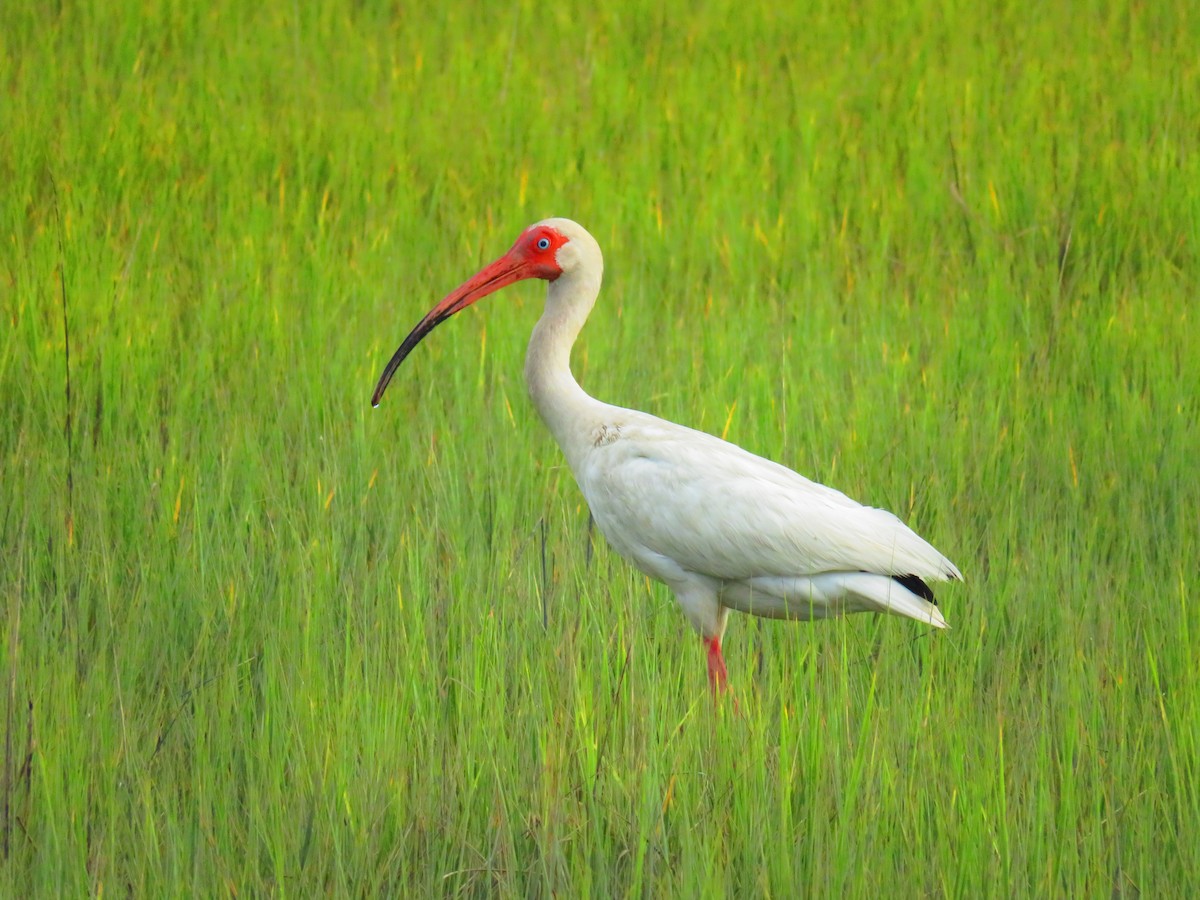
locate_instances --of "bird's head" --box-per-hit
[370,218,599,407]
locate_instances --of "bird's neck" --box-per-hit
[524,267,605,463]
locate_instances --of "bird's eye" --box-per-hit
[536,237,551,251]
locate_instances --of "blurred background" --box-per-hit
[2,0,1197,894]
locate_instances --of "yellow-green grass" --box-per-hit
[2,0,1197,894]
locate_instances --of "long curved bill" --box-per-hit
[371,250,534,407]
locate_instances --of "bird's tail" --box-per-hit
[841,572,949,629]
[720,572,950,629]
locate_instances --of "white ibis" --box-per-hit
[372,219,961,695]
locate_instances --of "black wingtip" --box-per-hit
[893,573,937,604]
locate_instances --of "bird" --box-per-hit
[371,218,961,695]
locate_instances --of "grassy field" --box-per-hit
[3,0,1198,894]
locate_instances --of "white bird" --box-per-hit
[372,219,961,695]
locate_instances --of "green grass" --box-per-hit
[2,0,1198,894]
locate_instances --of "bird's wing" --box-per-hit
[577,413,961,583]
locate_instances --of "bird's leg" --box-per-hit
[705,636,742,715]
[675,584,733,704]
[705,635,729,695]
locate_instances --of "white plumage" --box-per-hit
[372,217,961,693]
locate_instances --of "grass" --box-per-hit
[2,0,1198,894]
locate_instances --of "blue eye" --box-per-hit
[536,237,551,251]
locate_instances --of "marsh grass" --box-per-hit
[2,0,1197,894]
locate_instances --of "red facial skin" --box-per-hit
[371,225,569,407]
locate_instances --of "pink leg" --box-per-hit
[706,635,729,695]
